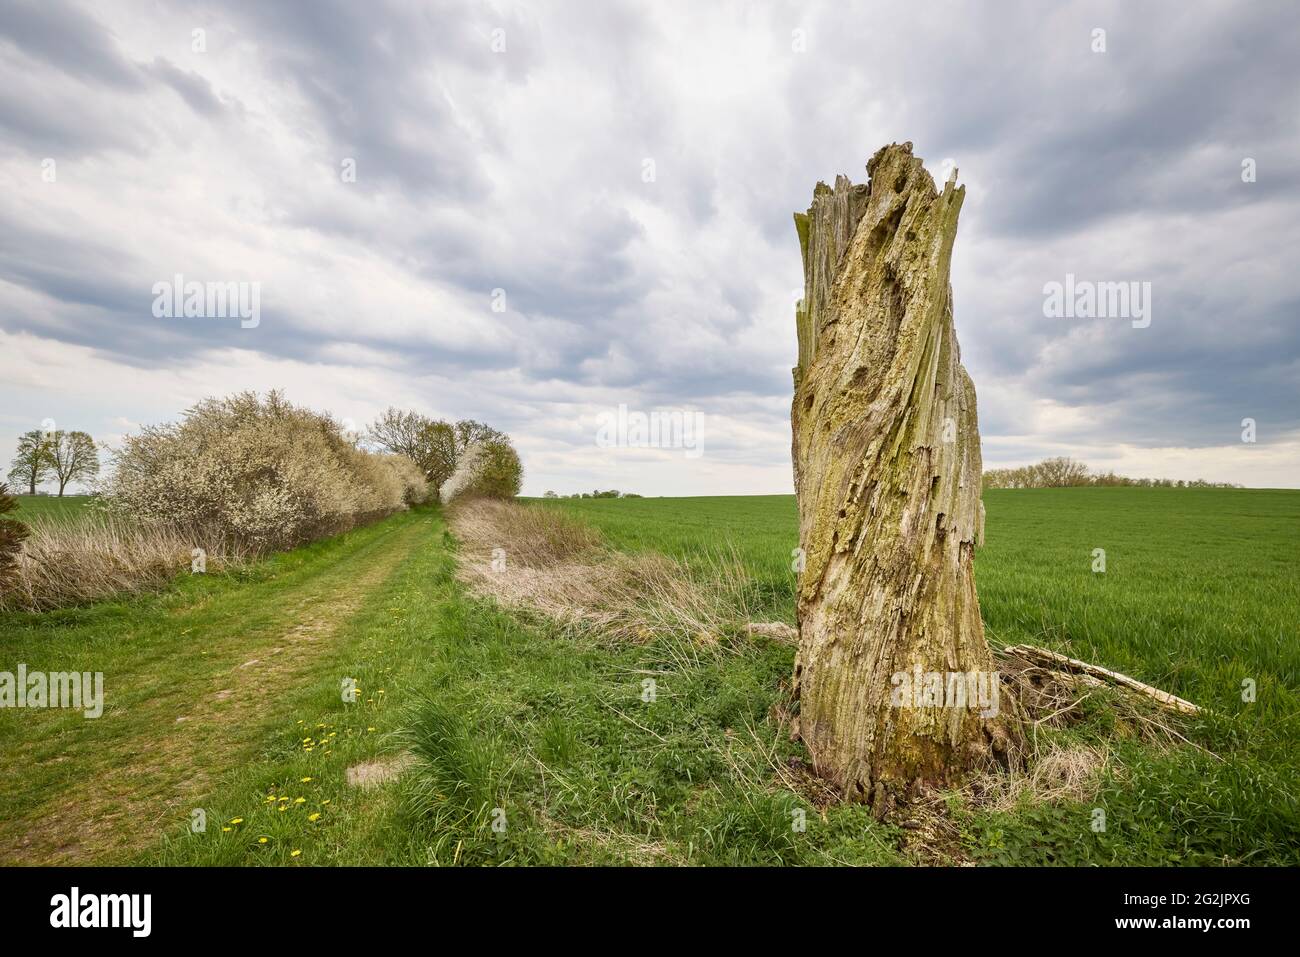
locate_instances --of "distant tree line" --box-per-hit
[982,457,1242,490]
[543,489,641,499]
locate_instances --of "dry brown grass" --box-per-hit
[451,498,601,565]
[448,499,755,644]
[0,504,414,612]
[0,513,246,612]
[968,740,1111,812]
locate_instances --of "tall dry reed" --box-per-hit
[0,511,248,612]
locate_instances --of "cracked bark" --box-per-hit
[790,143,1018,810]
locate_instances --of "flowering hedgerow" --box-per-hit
[105,391,427,552]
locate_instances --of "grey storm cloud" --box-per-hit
[1,0,1298,493]
[1,0,145,89]
[145,57,225,116]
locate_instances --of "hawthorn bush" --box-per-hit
[105,391,427,551]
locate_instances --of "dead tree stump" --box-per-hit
[790,143,1018,810]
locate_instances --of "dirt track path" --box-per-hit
[0,513,430,865]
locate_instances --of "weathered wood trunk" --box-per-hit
[790,143,1017,810]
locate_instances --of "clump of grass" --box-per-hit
[960,738,1300,866]
[537,713,580,766]
[401,696,514,863]
[405,697,505,817]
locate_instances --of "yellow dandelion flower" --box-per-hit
[290,849,301,858]
[307,813,321,822]
[300,777,312,783]
[294,797,306,804]
[230,818,244,825]
[278,806,288,812]
[222,827,232,832]
[321,800,331,806]
[258,837,269,844]
[367,727,376,732]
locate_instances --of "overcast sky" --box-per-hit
[2,0,1297,495]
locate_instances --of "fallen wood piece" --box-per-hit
[1000,645,1201,716]
[1048,669,1104,688]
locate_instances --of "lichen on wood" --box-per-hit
[790,142,1018,810]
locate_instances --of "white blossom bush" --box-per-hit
[438,439,522,505]
[438,441,486,505]
[105,392,427,551]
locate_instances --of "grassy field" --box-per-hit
[9,494,97,525]
[537,488,1300,864]
[1,490,1296,865]
[539,489,1300,705]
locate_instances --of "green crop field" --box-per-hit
[1,490,1296,866]
[532,488,1300,864]
[540,489,1300,705]
[10,494,97,526]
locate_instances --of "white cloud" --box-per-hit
[2,0,1297,495]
